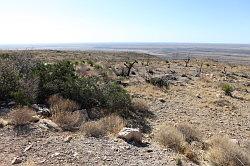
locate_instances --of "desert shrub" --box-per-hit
[177,123,202,143]
[100,82,131,111]
[81,121,105,138]
[0,60,20,100]
[51,110,81,131]
[49,96,81,131]
[222,83,234,96]
[82,115,125,137]
[155,124,185,152]
[0,55,39,105]
[9,107,35,126]
[100,115,125,135]
[34,61,77,101]
[131,98,149,112]
[48,95,80,113]
[35,61,131,110]
[94,64,103,70]
[87,60,95,67]
[207,136,250,166]
[147,77,170,89]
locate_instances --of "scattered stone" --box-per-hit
[11,157,22,165]
[159,98,166,103]
[230,139,240,145]
[38,119,61,131]
[30,115,40,123]
[64,136,73,143]
[37,108,51,117]
[118,128,142,143]
[24,143,33,152]
[32,104,51,117]
[146,149,153,153]
[51,152,60,157]
[0,118,10,127]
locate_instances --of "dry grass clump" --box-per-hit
[207,136,250,166]
[155,124,200,164]
[48,95,80,113]
[177,123,202,143]
[49,95,81,131]
[155,124,185,152]
[131,98,149,112]
[51,111,81,131]
[100,115,125,135]
[81,121,105,138]
[82,115,125,138]
[9,107,36,126]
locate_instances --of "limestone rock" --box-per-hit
[38,119,61,131]
[118,128,142,143]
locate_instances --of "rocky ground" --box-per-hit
[0,50,249,165]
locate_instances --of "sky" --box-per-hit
[0,0,250,44]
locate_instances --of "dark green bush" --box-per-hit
[0,58,39,105]
[34,60,131,110]
[147,77,170,89]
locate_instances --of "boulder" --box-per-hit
[38,119,61,131]
[0,118,11,127]
[118,128,142,143]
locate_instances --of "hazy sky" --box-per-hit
[0,0,250,44]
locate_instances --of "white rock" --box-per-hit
[39,119,61,131]
[230,139,240,145]
[11,157,22,165]
[64,136,73,143]
[117,128,142,143]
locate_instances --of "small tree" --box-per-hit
[184,56,191,67]
[124,60,138,76]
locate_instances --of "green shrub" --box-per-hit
[0,61,20,100]
[147,77,170,89]
[34,61,77,102]
[222,83,234,96]
[0,58,39,105]
[34,60,131,111]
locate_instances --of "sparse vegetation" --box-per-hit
[207,136,250,166]
[49,95,82,131]
[177,124,202,143]
[222,83,234,96]
[51,110,81,131]
[9,107,36,126]
[155,124,185,152]
[82,115,125,137]
[147,77,170,89]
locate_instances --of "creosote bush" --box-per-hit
[147,77,170,89]
[9,107,36,126]
[222,83,234,96]
[207,136,250,166]
[34,61,131,111]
